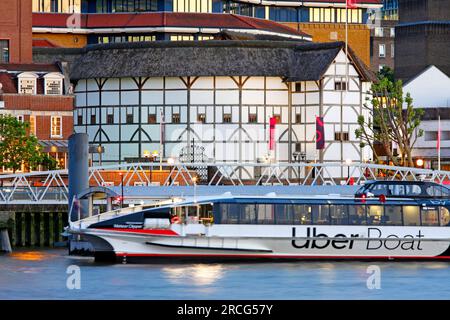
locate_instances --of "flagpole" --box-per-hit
[345,1,349,91]
[160,108,163,171]
[438,114,441,171]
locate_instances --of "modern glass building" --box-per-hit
[381,0,398,20]
[32,0,380,24]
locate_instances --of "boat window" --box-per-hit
[403,206,420,226]
[292,205,312,225]
[312,205,330,225]
[370,184,388,196]
[387,184,422,196]
[185,206,199,224]
[256,204,274,224]
[240,204,257,224]
[349,205,367,225]
[274,204,293,224]
[440,207,450,226]
[421,207,439,226]
[199,203,213,223]
[384,206,403,226]
[329,205,349,225]
[426,185,450,197]
[219,203,239,224]
[367,205,383,225]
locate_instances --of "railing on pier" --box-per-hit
[1,162,450,204]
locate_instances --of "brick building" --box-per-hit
[370,19,396,73]
[0,0,33,64]
[0,63,73,170]
[0,1,74,171]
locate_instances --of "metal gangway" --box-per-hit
[1,162,449,205]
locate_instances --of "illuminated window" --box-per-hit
[197,113,206,123]
[148,113,157,124]
[33,0,81,13]
[172,113,181,123]
[51,116,62,138]
[223,114,232,123]
[29,116,36,135]
[173,0,212,13]
[170,35,195,41]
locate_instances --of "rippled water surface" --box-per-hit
[0,249,449,299]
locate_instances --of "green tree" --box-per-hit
[356,74,424,167]
[377,66,395,83]
[0,115,56,172]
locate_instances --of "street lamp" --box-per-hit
[345,158,353,182]
[293,151,301,185]
[416,158,424,168]
[167,157,175,186]
[192,176,197,203]
[143,150,152,184]
[119,172,124,208]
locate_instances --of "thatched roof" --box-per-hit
[68,40,376,82]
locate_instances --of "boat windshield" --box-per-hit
[357,182,450,198]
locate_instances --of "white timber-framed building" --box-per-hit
[70,40,375,177]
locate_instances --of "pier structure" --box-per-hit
[1,161,450,249]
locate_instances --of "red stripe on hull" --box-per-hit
[115,253,450,260]
[95,228,178,236]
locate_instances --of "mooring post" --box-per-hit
[68,133,89,222]
[0,229,12,253]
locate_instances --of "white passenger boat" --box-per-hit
[68,181,450,262]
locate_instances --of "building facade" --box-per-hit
[31,0,382,66]
[0,63,74,170]
[381,0,398,20]
[64,41,375,178]
[0,0,33,64]
[370,18,396,72]
[395,0,450,82]
[403,66,450,170]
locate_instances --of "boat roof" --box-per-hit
[158,192,431,208]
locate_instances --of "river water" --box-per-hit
[0,249,449,300]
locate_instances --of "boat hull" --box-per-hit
[72,225,450,263]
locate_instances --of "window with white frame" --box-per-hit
[391,44,395,58]
[374,27,383,37]
[379,44,386,57]
[390,28,395,37]
[18,73,38,95]
[16,115,24,122]
[51,116,62,138]
[44,73,64,95]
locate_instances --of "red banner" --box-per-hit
[346,0,358,9]
[269,117,276,151]
[316,116,325,150]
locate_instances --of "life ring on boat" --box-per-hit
[170,216,181,224]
